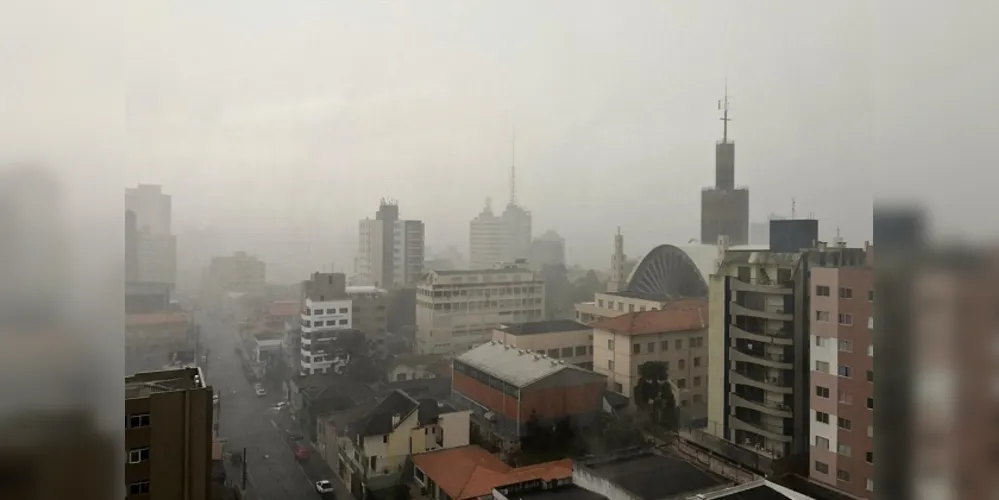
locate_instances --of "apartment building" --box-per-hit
[126,312,195,375]
[491,319,594,369]
[415,266,545,355]
[591,300,709,418]
[706,219,867,472]
[809,251,874,497]
[126,184,177,286]
[347,285,390,337]
[125,367,213,500]
[335,390,471,498]
[575,290,670,324]
[469,199,532,270]
[355,200,425,289]
[204,251,266,293]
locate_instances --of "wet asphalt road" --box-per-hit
[198,308,352,500]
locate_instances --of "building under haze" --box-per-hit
[469,198,532,270]
[700,93,749,246]
[528,230,566,269]
[126,184,178,286]
[355,199,425,288]
[203,251,266,294]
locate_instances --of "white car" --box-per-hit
[254,384,267,397]
[315,480,335,494]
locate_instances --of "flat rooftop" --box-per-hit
[503,485,607,500]
[604,290,670,302]
[498,319,590,335]
[126,366,206,399]
[584,452,725,500]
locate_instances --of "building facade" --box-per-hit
[347,285,390,338]
[700,96,749,246]
[450,341,606,442]
[469,199,532,270]
[591,300,709,419]
[126,184,177,285]
[355,200,425,289]
[491,319,594,370]
[204,251,266,293]
[575,291,670,325]
[416,266,545,355]
[126,312,196,375]
[125,367,213,500]
[528,230,566,270]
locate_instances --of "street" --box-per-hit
[197,307,354,500]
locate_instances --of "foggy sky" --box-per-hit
[3,0,998,281]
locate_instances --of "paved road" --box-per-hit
[197,307,353,500]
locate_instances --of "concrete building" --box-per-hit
[529,230,566,269]
[126,209,139,282]
[126,312,196,375]
[700,92,749,246]
[491,319,594,370]
[335,390,471,497]
[412,445,572,500]
[415,266,545,355]
[591,300,709,417]
[572,451,727,500]
[450,341,607,444]
[347,285,390,337]
[469,197,533,270]
[126,184,177,285]
[204,251,266,293]
[575,291,671,324]
[808,249,874,497]
[298,272,356,375]
[126,184,172,236]
[355,200,425,289]
[125,367,213,500]
[706,219,867,473]
[384,354,447,382]
[126,282,174,315]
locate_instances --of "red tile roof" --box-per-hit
[590,298,708,336]
[412,445,572,500]
[267,301,300,317]
[126,312,189,327]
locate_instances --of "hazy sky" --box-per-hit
[3,1,998,279]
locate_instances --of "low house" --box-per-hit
[289,373,375,443]
[412,445,573,500]
[385,354,445,382]
[338,390,471,498]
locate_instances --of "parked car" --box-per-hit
[315,480,334,495]
[254,384,267,397]
[295,444,310,461]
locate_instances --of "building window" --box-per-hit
[598,299,604,307]
[838,417,852,430]
[867,370,874,382]
[816,412,830,424]
[866,397,874,410]
[678,359,686,370]
[867,344,874,356]
[676,378,686,389]
[692,394,702,403]
[815,436,830,450]
[640,306,646,312]
[561,347,573,358]
[868,426,874,438]
[128,481,150,496]
[607,339,614,350]
[868,316,874,329]
[837,469,850,482]
[339,307,348,313]
[575,346,587,356]
[613,382,623,393]
[629,304,635,312]
[816,361,830,373]
[326,320,336,326]
[816,285,830,296]
[128,447,150,464]
[866,479,874,492]
[838,340,853,352]
[693,356,701,367]
[838,313,853,326]
[588,345,594,355]
[127,413,150,428]
[838,365,852,378]
[815,335,829,347]
[547,349,559,358]
[816,311,830,322]
[633,343,641,354]
[690,337,704,348]
[660,341,669,351]
[693,376,702,387]
[608,360,614,371]
[839,287,853,299]
[675,339,683,349]
[816,386,830,398]
[839,391,853,405]
[339,319,348,325]
[868,290,874,302]
[838,444,852,457]
[815,461,829,474]
[647,342,655,353]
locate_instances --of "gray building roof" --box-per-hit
[582,452,726,500]
[455,341,600,388]
[498,319,589,335]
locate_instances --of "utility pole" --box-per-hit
[241,447,247,490]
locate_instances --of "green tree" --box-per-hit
[392,483,411,500]
[634,361,678,431]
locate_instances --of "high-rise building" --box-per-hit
[706,219,866,474]
[125,367,213,500]
[204,251,266,293]
[470,137,533,270]
[701,90,750,245]
[355,200,425,288]
[528,230,566,270]
[126,184,177,286]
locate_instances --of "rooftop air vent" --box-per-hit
[550,360,557,366]
[534,354,541,360]
[518,349,525,355]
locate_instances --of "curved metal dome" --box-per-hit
[625,244,709,299]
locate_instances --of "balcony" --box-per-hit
[730,371,793,394]
[730,278,793,295]
[730,324,793,346]
[729,394,792,419]
[730,302,792,322]
[729,415,793,443]
[729,346,793,370]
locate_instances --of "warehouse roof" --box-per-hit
[455,341,602,388]
[497,319,589,336]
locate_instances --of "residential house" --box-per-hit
[412,445,572,500]
[337,390,471,499]
[288,373,376,443]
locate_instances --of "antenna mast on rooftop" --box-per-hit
[719,80,731,144]
[509,129,517,206]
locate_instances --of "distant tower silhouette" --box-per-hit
[509,129,517,206]
[700,82,750,245]
[608,227,627,293]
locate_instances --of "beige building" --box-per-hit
[490,319,593,369]
[415,266,545,355]
[575,290,670,324]
[347,285,390,337]
[355,200,425,289]
[204,251,266,293]
[591,299,709,418]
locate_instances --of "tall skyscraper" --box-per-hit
[469,134,532,269]
[125,184,177,286]
[700,88,750,245]
[355,200,425,288]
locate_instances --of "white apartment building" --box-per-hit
[355,200,425,288]
[300,297,353,375]
[415,266,545,355]
[469,199,532,270]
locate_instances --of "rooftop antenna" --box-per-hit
[791,198,796,219]
[718,80,731,144]
[509,129,517,206]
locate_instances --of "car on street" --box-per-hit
[315,480,335,495]
[254,384,267,397]
[295,443,310,461]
